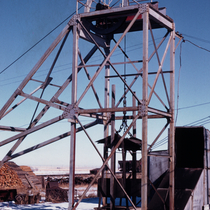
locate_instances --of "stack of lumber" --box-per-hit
[20,165,42,189]
[0,163,23,188]
[6,162,42,191]
[0,162,43,204]
[20,166,36,176]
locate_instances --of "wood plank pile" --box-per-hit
[6,162,42,191]
[20,165,42,189]
[0,163,23,188]
[0,161,43,204]
[20,166,36,176]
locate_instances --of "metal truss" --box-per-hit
[0,1,182,210]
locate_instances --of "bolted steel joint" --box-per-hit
[138,3,148,13]
[62,104,78,122]
[69,14,80,26]
[139,100,148,117]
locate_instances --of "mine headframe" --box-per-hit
[69,1,181,210]
[0,1,183,210]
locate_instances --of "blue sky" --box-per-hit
[0,0,210,169]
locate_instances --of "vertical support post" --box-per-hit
[169,23,175,210]
[205,129,210,204]
[132,92,137,205]
[102,42,110,206]
[122,0,129,7]
[69,15,79,210]
[110,84,116,210]
[142,7,149,210]
[76,0,78,14]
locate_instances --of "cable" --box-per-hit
[177,101,210,111]
[184,116,210,127]
[184,39,210,53]
[0,36,163,87]
[175,40,183,125]
[0,5,84,75]
[182,33,210,45]
[174,35,210,125]
[152,115,210,150]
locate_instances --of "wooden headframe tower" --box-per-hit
[0,1,182,209]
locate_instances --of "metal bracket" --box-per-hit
[68,14,80,26]
[14,88,21,97]
[62,104,78,122]
[139,100,148,117]
[138,3,148,13]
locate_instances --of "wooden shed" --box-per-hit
[0,161,42,204]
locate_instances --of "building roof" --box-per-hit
[96,133,142,151]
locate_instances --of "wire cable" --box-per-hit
[175,40,183,125]
[0,5,83,75]
[182,33,210,45]
[177,101,210,110]
[152,115,210,150]
[184,39,210,53]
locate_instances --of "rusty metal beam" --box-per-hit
[2,86,42,118]
[110,85,115,210]
[0,115,64,147]
[169,23,175,210]
[77,106,172,118]
[69,15,79,209]
[141,7,149,210]
[6,120,100,162]
[0,126,26,132]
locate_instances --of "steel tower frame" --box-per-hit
[0,1,182,209]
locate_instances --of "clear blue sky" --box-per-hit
[0,0,210,168]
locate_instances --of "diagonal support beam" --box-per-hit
[147,121,170,152]
[0,115,64,167]
[0,126,26,132]
[30,45,98,129]
[72,113,141,210]
[147,34,172,105]
[2,85,42,118]
[114,32,170,110]
[78,50,103,108]
[3,120,100,162]
[75,115,137,210]
[0,115,64,148]
[76,9,143,106]
[0,24,71,119]
[148,21,170,107]
[0,45,98,168]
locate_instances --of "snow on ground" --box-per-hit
[0,198,99,210]
[0,197,141,210]
[32,166,91,176]
[74,185,97,198]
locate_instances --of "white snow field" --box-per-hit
[0,198,99,210]
[0,197,141,209]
